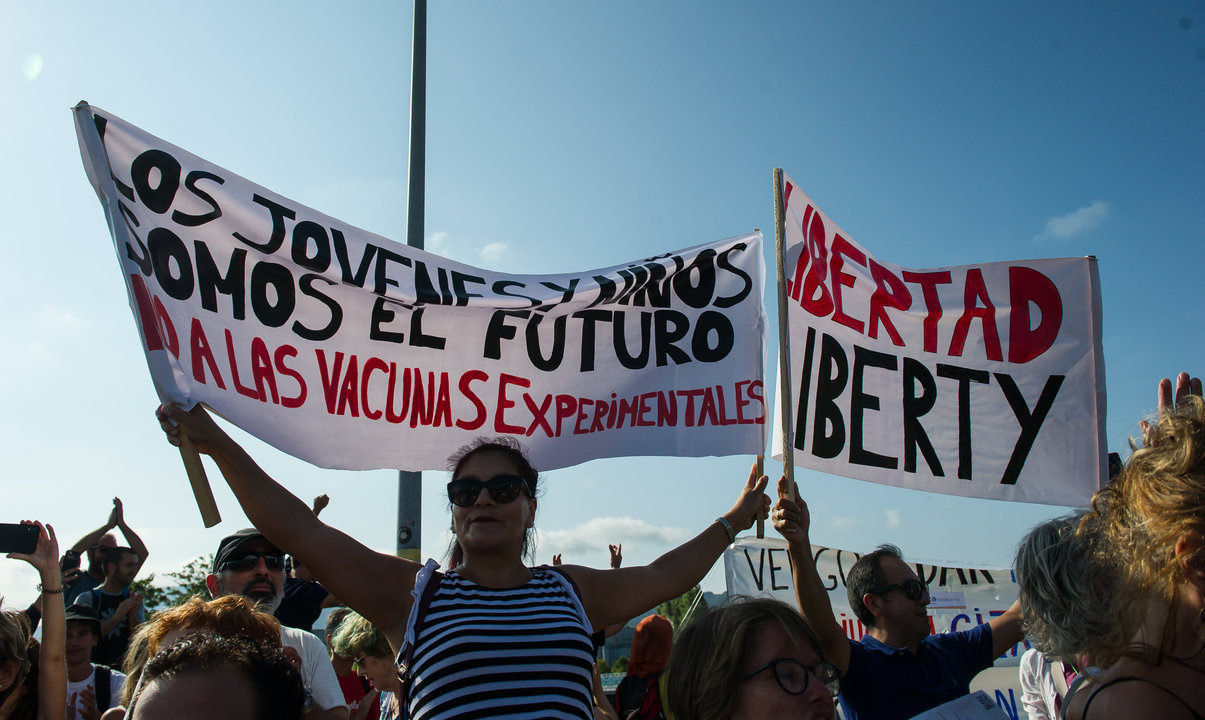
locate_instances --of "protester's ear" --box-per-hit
[204,574,220,598]
[863,592,884,619]
[1175,531,1205,592]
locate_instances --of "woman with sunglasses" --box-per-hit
[663,597,838,719]
[156,404,769,720]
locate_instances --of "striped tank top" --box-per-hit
[405,567,596,719]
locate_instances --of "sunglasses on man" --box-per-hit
[446,474,529,507]
[868,579,929,602]
[219,552,286,573]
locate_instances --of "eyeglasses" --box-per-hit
[219,552,286,573]
[743,658,840,698]
[352,655,367,668]
[447,474,528,507]
[868,579,929,601]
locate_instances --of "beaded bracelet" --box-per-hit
[37,583,64,594]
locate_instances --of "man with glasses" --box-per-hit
[206,528,349,720]
[772,480,1023,720]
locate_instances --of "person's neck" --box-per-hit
[101,577,125,593]
[330,654,354,676]
[455,554,532,588]
[868,625,923,655]
[67,660,95,683]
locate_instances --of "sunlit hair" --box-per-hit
[1085,394,1205,665]
[0,605,32,701]
[1015,511,1119,663]
[137,634,304,720]
[846,544,903,627]
[120,623,155,707]
[330,611,392,660]
[145,595,281,656]
[664,597,827,720]
[445,436,541,567]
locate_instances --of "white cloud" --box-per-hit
[885,509,901,529]
[831,516,864,531]
[479,242,508,264]
[37,306,83,334]
[538,517,691,557]
[426,231,450,254]
[1037,201,1109,241]
[22,54,43,81]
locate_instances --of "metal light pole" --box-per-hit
[397,0,427,562]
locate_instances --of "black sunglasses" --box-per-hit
[219,552,286,573]
[869,579,929,601]
[447,474,528,507]
[743,658,840,698]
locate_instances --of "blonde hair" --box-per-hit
[330,611,391,659]
[0,607,32,701]
[1087,394,1205,664]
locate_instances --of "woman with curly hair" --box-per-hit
[1065,372,1205,719]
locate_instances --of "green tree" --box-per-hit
[130,555,213,614]
[612,656,628,674]
[596,658,612,674]
[656,584,710,630]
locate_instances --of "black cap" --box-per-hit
[212,528,283,573]
[65,604,102,633]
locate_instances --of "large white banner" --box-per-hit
[773,173,1106,506]
[74,103,768,471]
[724,537,1029,719]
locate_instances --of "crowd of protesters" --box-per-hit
[3,371,1203,719]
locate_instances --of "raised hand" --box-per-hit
[772,476,811,543]
[724,463,771,533]
[608,543,622,569]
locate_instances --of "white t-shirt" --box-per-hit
[281,625,347,713]
[66,665,126,719]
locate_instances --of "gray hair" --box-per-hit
[1014,511,1119,663]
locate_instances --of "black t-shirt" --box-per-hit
[274,578,330,631]
[76,589,142,667]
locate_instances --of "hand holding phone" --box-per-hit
[0,522,40,554]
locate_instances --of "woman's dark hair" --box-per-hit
[445,436,541,567]
[138,634,304,720]
[664,597,827,719]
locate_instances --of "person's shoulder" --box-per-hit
[280,625,324,646]
[1080,676,1202,720]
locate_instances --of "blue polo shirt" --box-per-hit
[837,623,995,720]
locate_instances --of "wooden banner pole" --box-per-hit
[755,454,765,538]
[178,429,220,527]
[772,168,796,502]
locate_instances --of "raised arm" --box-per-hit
[9,521,66,720]
[566,463,769,629]
[989,597,1024,658]
[110,498,149,566]
[771,476,851,673]
[156,404,420,641]
[69,515,114,555]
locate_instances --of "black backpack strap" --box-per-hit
[395,562,443,719]
[94,664,111,710]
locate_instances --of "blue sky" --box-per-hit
[3,2,1203,607]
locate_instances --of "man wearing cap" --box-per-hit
[64,604,126,719]
[206,528,349,720]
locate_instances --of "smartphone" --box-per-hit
[0,523,40,554]
[61,549,81,572]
